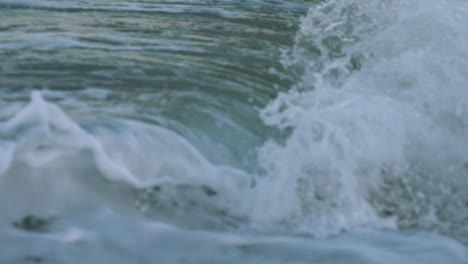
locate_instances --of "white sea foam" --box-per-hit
[0,0,466,246]
[250,0,468,240]
[0,91,253,229]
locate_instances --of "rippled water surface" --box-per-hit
[1,0,468,263]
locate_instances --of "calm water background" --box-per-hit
[1,0,468,263]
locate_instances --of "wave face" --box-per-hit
[0,0,468,263]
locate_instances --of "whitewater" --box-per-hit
[0,0,467,263]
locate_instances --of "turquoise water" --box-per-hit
[1,0,467,263]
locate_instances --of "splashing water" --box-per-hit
[0,0,468,263]
[254,0,468,242]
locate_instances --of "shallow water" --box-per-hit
[1,0,468,263]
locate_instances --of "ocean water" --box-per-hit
[0,0,467,263]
